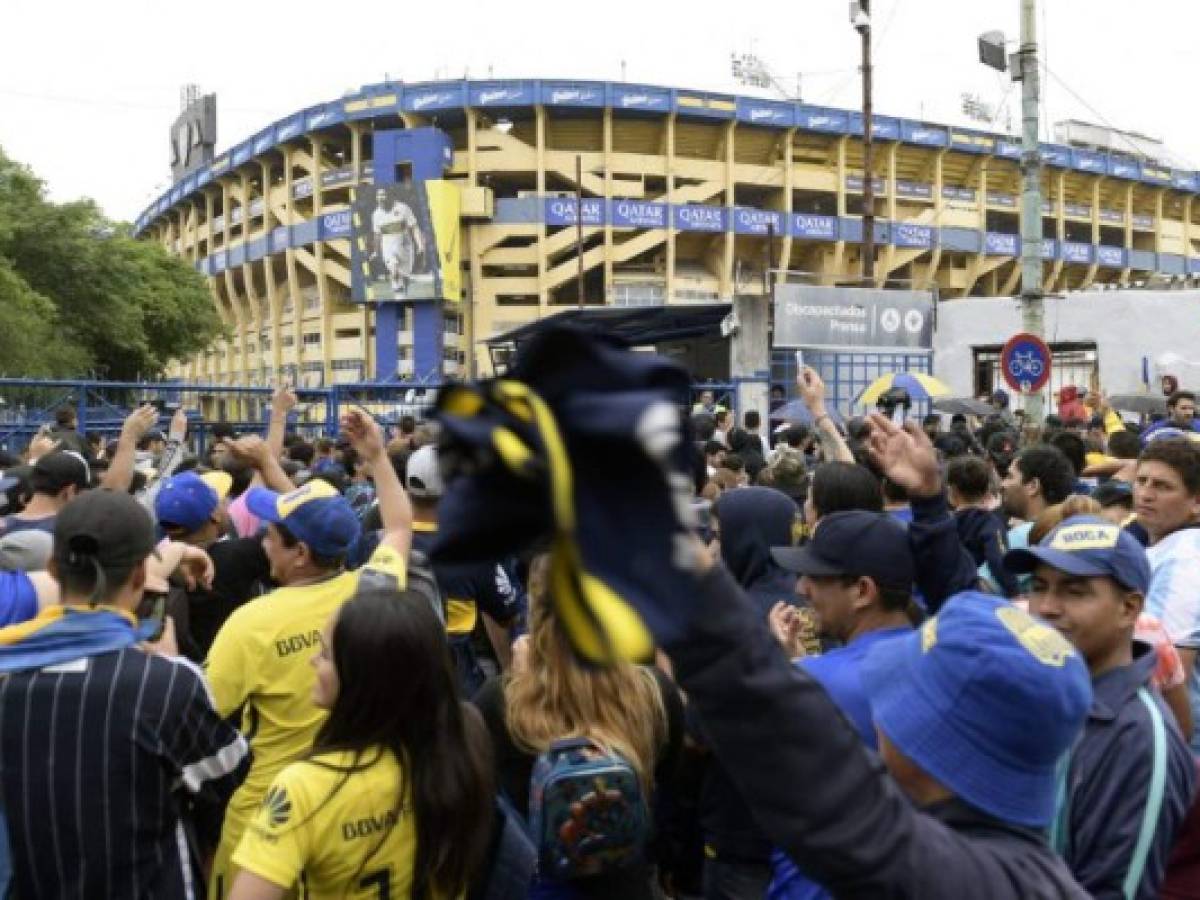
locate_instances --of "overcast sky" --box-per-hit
[3,0,1198,222]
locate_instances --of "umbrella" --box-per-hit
[1108,394,1167,416]
[857,372,952,407]
[933,397,995,417]
[768,400,845,428]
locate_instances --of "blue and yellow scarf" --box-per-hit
[0,605,156,674]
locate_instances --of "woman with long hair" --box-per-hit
[472,553,685,899]
[229,587,494,899]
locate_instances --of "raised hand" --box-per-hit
[340,408,386,461]
[796,366,828,415]
[121,404,159,444]
[864,412,941,498]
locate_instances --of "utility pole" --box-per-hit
[576,154,585,309]
[854,1,875,283]
[1018,0,1044,424]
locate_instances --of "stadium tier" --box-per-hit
[134,77,1200,387]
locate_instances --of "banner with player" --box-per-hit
[350,181,461,303]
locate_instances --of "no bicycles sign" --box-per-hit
[1001,332,1052,394]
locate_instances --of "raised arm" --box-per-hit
[228,435,295,495]
[266,384,297,462]
[864,412,983,610]
[665,550,955,896]
[797,366,853,464]
[341,409,412,559]
[101,405,158,492]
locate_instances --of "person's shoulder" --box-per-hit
[1154,527,1200,559]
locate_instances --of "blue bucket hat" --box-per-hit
[861,593,1091,828]
[1004,514,1151,594]
[246,479,360,558]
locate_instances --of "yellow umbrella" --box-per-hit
[857,372,952,407]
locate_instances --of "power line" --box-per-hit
[1039,64,1198,168]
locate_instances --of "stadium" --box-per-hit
[133,76,1200,399]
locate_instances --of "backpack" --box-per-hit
[406,548,446,626]
[354,547,445,626]
[528,737,649,882]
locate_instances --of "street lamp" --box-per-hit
[851,1,874,282]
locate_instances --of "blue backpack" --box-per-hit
[528,737,649,882]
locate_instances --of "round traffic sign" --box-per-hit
[1000,332,1052,394]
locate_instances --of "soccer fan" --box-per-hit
[0,489,248,897]
[228,588,493,899]
[1144,391,1200,441]
[401,444,519,692]
[0,450,91,535]
[204,409,413,898]
[1006,517,1195,898]
[1135,438,1200,750]
[1000,443,1077,551]
[472,552,684,899]
[766,511,916,900]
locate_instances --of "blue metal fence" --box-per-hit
[0,379,444,454]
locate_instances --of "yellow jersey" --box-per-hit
[205,543,406,832]
[233,747,429,899]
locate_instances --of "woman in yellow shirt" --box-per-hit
[229,586,494,899]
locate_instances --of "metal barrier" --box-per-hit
[0,379,444,454]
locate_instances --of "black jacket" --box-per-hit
[665,564,1088,898]
[954,507,1020,597]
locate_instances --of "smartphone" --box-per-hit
[891,404,907,426]
[794,350,805,371]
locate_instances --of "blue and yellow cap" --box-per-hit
[1004,514,1151,594]
[154,471,233,532]
[246,479,360,558]
[861,593,1092,828]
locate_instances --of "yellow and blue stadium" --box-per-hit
[133,77,1200,390]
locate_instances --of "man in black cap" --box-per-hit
[0,489,249,898]
[765,510,915,897]
[0,450,90,535]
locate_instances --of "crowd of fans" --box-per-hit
[2,352,1200,899]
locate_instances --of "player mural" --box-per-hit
[351,181,461,302]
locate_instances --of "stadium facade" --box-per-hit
[134,77,1200,390]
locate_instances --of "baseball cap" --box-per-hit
[1004,514,1151,594]
[771,510,914,590]
[861,592,1091,827]
[0,530,52,572]
[154,471,233,532]
[245,479,360,558]
[406,444,444,498]
[33,451,90,493]
[54,490,159,599]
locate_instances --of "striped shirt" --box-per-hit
[0,647,249,898]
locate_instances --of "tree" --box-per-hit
[0,146,223,379]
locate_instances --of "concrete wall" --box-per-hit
[934,290,1200,400]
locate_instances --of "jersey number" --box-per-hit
[359,869,391,899]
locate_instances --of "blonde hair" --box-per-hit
[1029,495,1103,545]
[504,554,667,787]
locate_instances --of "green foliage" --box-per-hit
[0,146,222,379]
